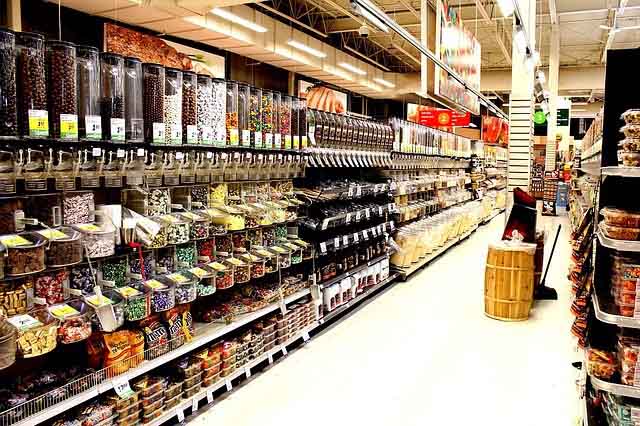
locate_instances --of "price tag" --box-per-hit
[175,152,184,160]
[203,125,213,143]
[225,379,232,392]
[229,128,239,146]
[265,133,273,148]
[187,125,198,144]
[28,109,49,137]
[371,227,377,237]
[274,133,282,148]
[206,151,213,159]
[343,235,349,246]
[242,129,251,145]
[378,224,384,234]
[255,131,263,148]
[302,331,310,341]
[388,203,394,212]
[334,237,340,248]
[117,149,125,158]
[192,398,199,412]
[268,353,274,363]
[110,118,125,141]
[284,135,292,150]
[170,124,182,143]
[176,408,185,422]
[320,242,327,253]
[345,213,352,223]
[0,235,30,247]
[378,206,384,215]
[91,147,102,157]
[112,376,134,399]
[245,366,252,378]
[35,229,67,240]
[207,389,214,404]
[136,148,145,157]
[353,232,359,243]
[85,115,102,140]
[365,208,370,219]
[362,230,369,240]
[355,211,361,221]
[282,347,288,356]
[301,135,308,149]
[7,314,42,331]
[293,135,300,150]
[60,114,78,139]
[321,218,329,230]
[152,122,164,144]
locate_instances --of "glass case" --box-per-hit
[124,57,144,143]
[100,52,125,141]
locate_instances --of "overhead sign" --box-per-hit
[533,110,547,125]
[407,104,471,127]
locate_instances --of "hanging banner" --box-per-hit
[299,81,347,114]
[482,116,509,146]
[434,0,481,115]
[407,104,470,127]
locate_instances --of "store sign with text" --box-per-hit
[407,104,470,127]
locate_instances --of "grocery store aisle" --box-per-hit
[189,213,578,426]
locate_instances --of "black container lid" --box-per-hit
[46,40,76,48]
[142,62,164,69]
[100,51,123,60]
[165,67,183,74]
[125,56,141,63]
[77,45,99,53]
[17,31,45,40]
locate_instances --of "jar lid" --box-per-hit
[100,51,124,61]
[165,67,183,74]
[183,70,196,76]
[46,40,76,48]
[17,31,44,40]
[142,62,164,69]
[77,45,99,53]
[197,73,211,79]
[125,56,142,63]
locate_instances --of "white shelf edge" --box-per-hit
[601,166,640,178]
[7,289,311,426]
[592,282,640,328]
[590,374,640,398]
[597,228,640,253]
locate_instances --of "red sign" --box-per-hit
[410,106,471,127]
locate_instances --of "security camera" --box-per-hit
[358,25,370,38]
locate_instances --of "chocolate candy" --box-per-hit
[7,241,46,276]
[143,63,164,143]
[101,257,128,287]
[196,239,214,261]
[35,269,69,304]
[0,30,17,137]
[16,32,47,138]
[150,288,174,312]
[46,41,77,139]
[174,283,196,304]
[63,192,94,225]
[46,232,83,267]
[182,72,197,144]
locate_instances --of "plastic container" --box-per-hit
[203,372,220,386]
[87,289,125,332]
[0,29,18,139]
[133,376,166,398]
[241,253,265,279]
[182,71,197,144]
[262,90,274,149]
[3,232,46,276]
[621,124,640,139]
[253,246,278,274]
[117,410,141,426]
[269,245,291,270]
[144,278,175,312]
[182,381,202,398]
[164,68,182,145]
[190,265,216,296]
[160,214,190,245]
[116,285,151,321]
[299,97,307,149]
[211,78,226,146]
[272,92,281,149]
[180,211,209,240]
[16,32,47,138]
[177,360,201,378]
[76,45,100,141]
[164,381,183,400]
[99,52,125,141]
[114,401,140,418]
[621,151,640,167]
[73,223,116,258]
[105,390,140,411]
[249,86,262,148]
[622,109,640,125]
[121,57,144,143]
[6,307,58,357]
[140,388,164,408]
[0,279,32,317]
[164,271,197,304]
[143,63,165,144]
[619,138,640,152]
[49,299,92,344]
[602,223,640,240]
[182,373,201,389]
[206,261,233,290]
[46,40,78,140]
[0,319,17,369]
[601,207,640,228]
[164,394,181,411]
[202,361,222,379]
[280,95,292,150]
[223,256,249,284]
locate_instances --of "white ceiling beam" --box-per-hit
[548,0,557,25]
[398,0,420,19]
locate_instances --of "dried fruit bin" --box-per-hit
[7,306,59,358]
[73,223,116,258]
[3,232,46,276]
[48,299,93,344]
[144,278,175,313]
[40,227,83,267]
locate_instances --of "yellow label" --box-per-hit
[230,128,239,146]
[294,239,308,247]
[182,212,199,220]
[76,224,101,232]
[283,243,298,250]
[144,279,165,290]
[36,229,68,240]
[270,246,286,254]
[226,258,245,266]
[167,273,188,283]
[50,304,80,318]
[161,215,179,224]
[207,262,226,271]
[284,135,292,150]
[87,295,112,307]
[0,235,31,248]
[189,267,208,278]
[60,115,78,139]
[255,249,271,257]
[116,286,140,298]
[28,110,48,137]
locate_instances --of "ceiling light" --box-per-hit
[373,77,395,88]
[514,27,527,54]
[287,40,326,58]
[616,24,640,32]
[339,62,366,75]
[351,1,389,32]
[329,69,354,81]
[211,8,267,33]
[536,70,546,84]
[468,123,478,128]
[497,0,514,17]
[573,108,587,112]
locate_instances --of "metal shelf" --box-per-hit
[590,374,640,398]
[319,254,390,289]
[601,166,640,178]
[597,228,640,252]
[592,281,640,328]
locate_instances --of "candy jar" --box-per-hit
[49,299,92,344]
[225,80,238,146]
[215,234,233,254]
[16,32,47,139]
[232,231,247,251]
[115,285,150,321]
[46,40,78,140]
[0,320,16,369]
[262,90,274,149]
[182,71,197,144]
[196,74,213,144]
[175,242,197,268]
[41,227,83,267]
[208,257,233,289]
[73,223,116,258]
[124,57,144,142]
[3,232,46,276]
[240,252,265,279]
[34,268,69,305]
[142,63,165,144]
[190,265,216,297]
[280,95,291,149]
[144,278,175,313]
[282,241,303,265]
[100,52,125,141]
[238,83,250,147]
[161,214,190,245]
[87,289,126,332]
[100,255,129,288]
[164,68,183,144]
[163,271,197,304]
[269,245,291,270]
[252,246,278,274]
[76,45,100,141]
[212,78,226,146]
[225,255,249,284]
[249,86,262,148]
[181,211,209,240]
[8,306,58,357]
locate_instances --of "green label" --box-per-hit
[85,115,102,140]
[28,109,49,137]
[60,114,78,139]
[111,118,125,141]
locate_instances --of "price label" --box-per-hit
[371,227,377,237]
[242,129,251,145]
[301,135,308,149]
[353,232,359,243]
[229,128,239,146]
[136,148,145,157]
[7,314,42,331]
[153,122,165,144]
[390,221,395,230]
[28,109,49,137]
[345,213,352,223]
[284,135,292,150]
[265,133,273,148]
[320,242,327,253]
[175,152,184,160]
[60,114,78,139]
[0,234,31,247]
[110,118,125,141]
[170,124,182,144]
[202,125,213,143]
[85,115,102,140]
[117,149,125,158]
[321,218,329,230]
[365,208,370,219]
[206,151,213,159]
[255,131,263,148]
[274,133,282,148]
[378,206,384,215]
[378,224,384,234]
[112,376,134,399]
[207,389,214,404]
[355,211,361,221]
[176,408,185,422]
[293,135,300,149]
[50,303,80,318]
[92,147,102,157]
[186,125,197,144]
[35,229,67,240]
[343,235,349,246]
[192,398,199,412]
[356,186,362,196]
[348,186,354,197]
[334,237,340,248]
[362,230,369,240]
[225,379,232,392]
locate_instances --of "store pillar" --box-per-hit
[545,23,560,171]
[507,0,536,195]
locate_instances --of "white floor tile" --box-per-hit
[188,213,580,426]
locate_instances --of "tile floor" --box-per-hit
[189,212,581,426]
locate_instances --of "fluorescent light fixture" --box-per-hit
[339,62,366,75]
[329,68,354,81]
[365,82,383,92]
[497,0,514,17]
[514,27,527,54]
[211,8,267,33]
[287,40,326,58]
[351,2,389,32]
[572,102,588,106]
[536,70,546,84]
[468,122,478,128]
[373,77,395,88]
[573,108,587,112]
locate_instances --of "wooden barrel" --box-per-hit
[534,232,545,289]
[484,241,536,321]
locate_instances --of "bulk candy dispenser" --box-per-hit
[76,45,100,141]
[143,63,165,144]
[100,52,125,141]
[46,40,77,140]
[249,86,262,148]
[262,90,274,149]
[16,32,47,139]
[40,227,83,267]
[124,57,144,142]
[212,78,226,146]
[48,299,92,344]
[164,68,183,145]
[238,83,250,147]
[280,95,292,150]
[182,71,197,144]
[197,74,213,144]
[3,232,46,276]
[225,80,238,146]
[0,29,17,139]
[7,307,58,358]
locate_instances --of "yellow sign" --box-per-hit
[0,235,31,248]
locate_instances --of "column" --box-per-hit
[507,0,536,194]
[545,24,560,171]
[420,0,428,95]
